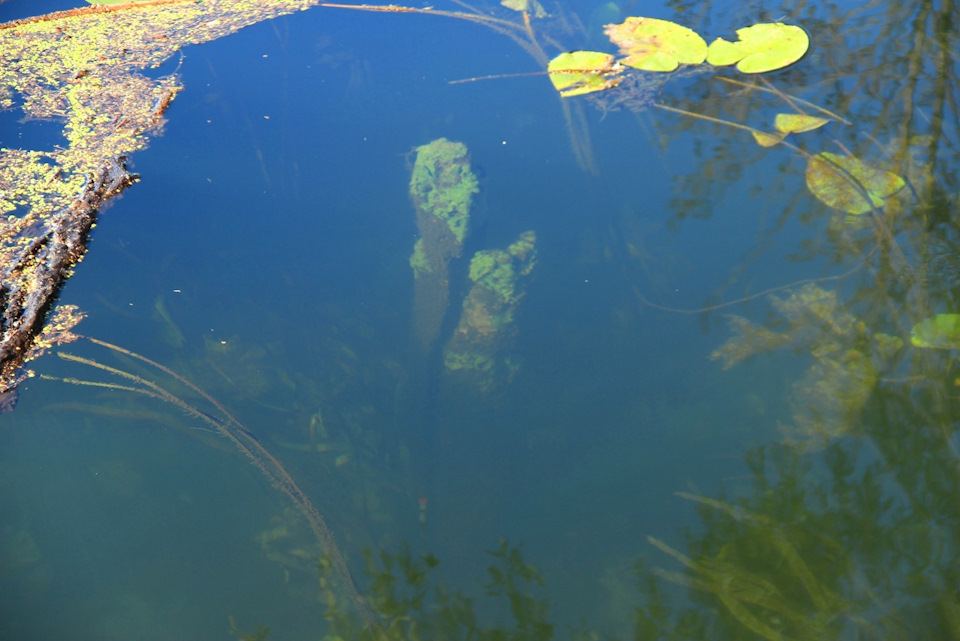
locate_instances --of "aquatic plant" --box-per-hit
[546,50,622,98]
[604,16,709,72]
[467,231,537,306]
[309,538,553,641]
[545,16,808,98]
[41,330,384,636]
[910,314,960,349]
[539,14,908,227]
[704,23,809,74]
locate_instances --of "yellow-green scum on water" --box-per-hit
[0,0,332,390]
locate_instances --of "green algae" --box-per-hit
[409,138,478,245]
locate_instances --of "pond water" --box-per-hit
[1,0,958,639]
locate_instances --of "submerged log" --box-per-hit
[0,157,136,393]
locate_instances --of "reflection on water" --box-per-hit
[2,0,959,638]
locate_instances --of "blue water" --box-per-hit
[2,0,958,639]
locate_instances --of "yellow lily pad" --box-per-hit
[704,38,743,66]
[752,114,828,147]
[604,17,707,72]
[775,113,829,134]
[751,130,786,147]
[547,51,622,97]
[911,314,960,349]
[706,23,809,73]
[805,152,905,215]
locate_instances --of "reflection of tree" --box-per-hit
[610,1,960,637]
[599,0,960,317]
[237,538,555,641]
[711,284,903,450]
[636,411,960,639]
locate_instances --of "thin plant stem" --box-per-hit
[319,0,599,173]
[53,339,388,639]
[717,76,853,125]
[628,251,871,315]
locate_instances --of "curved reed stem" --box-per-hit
[49,337,386,638]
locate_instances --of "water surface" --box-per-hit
[1,0,958,639]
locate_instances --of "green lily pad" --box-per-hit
[805,152,905,215]
[604,17,707,72]
[547,51,622,97]
[706,23,809,73]
[705,38,743,67]
[910,314,960,349]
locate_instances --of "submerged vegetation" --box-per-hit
[4,0,960,638]
[41,332,384,634]
[311,539,554,641]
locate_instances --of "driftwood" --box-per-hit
[0,157,137,393]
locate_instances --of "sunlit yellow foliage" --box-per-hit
[1,0,327,212]
[604,16,707,72]
[547,50,622,97]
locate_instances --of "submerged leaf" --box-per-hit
[706,23,809,73]
[751,130,786,147]
[805,152,905,215]
[500,0,548,18]
[775,113,829,134]
[547,51,622,97]
[752,114,827,147]
[910,314,960,349]
[604,17,707,72]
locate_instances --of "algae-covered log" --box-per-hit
[408,138,479,352]
[443,230,536,394]
[0,0,330,393]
